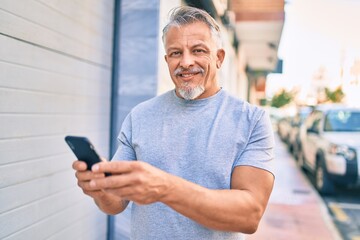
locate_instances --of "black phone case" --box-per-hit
[65,136,102,170]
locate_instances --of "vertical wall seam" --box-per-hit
[108,0,122,239]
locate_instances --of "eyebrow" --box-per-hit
[166,43,209,51]
[166,43,210,52]
[192,43,208,48]
[165,47,181,54]
[166,46,180,51]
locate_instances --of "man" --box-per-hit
[73,6,274,240]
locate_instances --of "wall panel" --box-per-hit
[0,0,114,238]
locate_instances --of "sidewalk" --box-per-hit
[246,134,342,240]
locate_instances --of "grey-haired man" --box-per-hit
[73,6,274,240]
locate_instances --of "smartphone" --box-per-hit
[65,136,109,175]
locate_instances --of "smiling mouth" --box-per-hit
[174,67,205,79]
[179,72,198,78]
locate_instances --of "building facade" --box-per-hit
[0,0,283,239]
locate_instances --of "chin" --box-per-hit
[178,85,205,100]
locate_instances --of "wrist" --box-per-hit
[94,191,127,215]
[158,173,178,204]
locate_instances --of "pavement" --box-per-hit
[246,133,342,240]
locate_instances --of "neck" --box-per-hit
[197,85,221,99]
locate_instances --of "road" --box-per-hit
[323,187,360,240]
[278,132,360,240]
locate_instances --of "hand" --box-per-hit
[72,160,129,214]
[72,160,108,199]
[89,161,172,205]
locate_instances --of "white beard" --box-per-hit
[173,66,206,100]
[178,84,205,100]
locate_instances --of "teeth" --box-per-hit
[181,73,194,77]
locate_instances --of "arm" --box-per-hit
[89,110,274,232]
[161,165,274,233]
[90,161,274,233]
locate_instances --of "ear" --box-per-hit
[164,55,168,63]
[216,49,225,69]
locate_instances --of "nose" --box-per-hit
[179,51,194,69]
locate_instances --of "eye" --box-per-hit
[169,51,181,57]
[194,49,205,54]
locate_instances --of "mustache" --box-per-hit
[174,67,205,76]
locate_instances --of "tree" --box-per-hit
[325,86,344,103]
[270,89,295,108]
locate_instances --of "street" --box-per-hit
[248,132,339,240]
[277,132,360,240]
[321,181,360,240]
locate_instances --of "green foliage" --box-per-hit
[270,89,294,108]
[325,86,345,103]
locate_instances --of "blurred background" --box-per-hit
[1,0,359,239]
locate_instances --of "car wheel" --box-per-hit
[296,146,305,169]
[293,143,299,160]
[288,143,294,154]
[315,158,335,195]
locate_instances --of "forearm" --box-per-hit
[161,175,264,233]
[87,161,273,231]
[94,191,129,215]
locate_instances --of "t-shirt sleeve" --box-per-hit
[233,110,275,174]
[111,113,137,161]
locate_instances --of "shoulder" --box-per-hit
[222,91,265,121]
[130,90,174,117]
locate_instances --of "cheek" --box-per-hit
[167,62,177,74]
[199,55,215,68]
[201,58,215,74]
[169,58,180,67]
[199,55,212,64]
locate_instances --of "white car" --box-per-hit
[288,106,312,156]
[298,105,360,194]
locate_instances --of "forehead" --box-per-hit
[164,22,213,48]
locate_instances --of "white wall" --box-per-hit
[0,0,114,239]
[157,0,182,95]
[218,24,239,97]
[237,43,250,100]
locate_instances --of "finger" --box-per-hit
[78,179,92,191]
[89,173,134,189]
[83,189,106,199]
[92,161,135,174]
[83,189,102,196]
[79,179,105,191]
[72,160,88,171]
[105,187,153,205]
[104,185,137,198]
[75,171,106,181]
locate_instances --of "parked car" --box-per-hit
[288,106,313,157]
[298,104,360,194]
[277,116,292,143]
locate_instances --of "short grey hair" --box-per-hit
[162,6,222,48]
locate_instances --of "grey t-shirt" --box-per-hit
[113,89,274,240]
